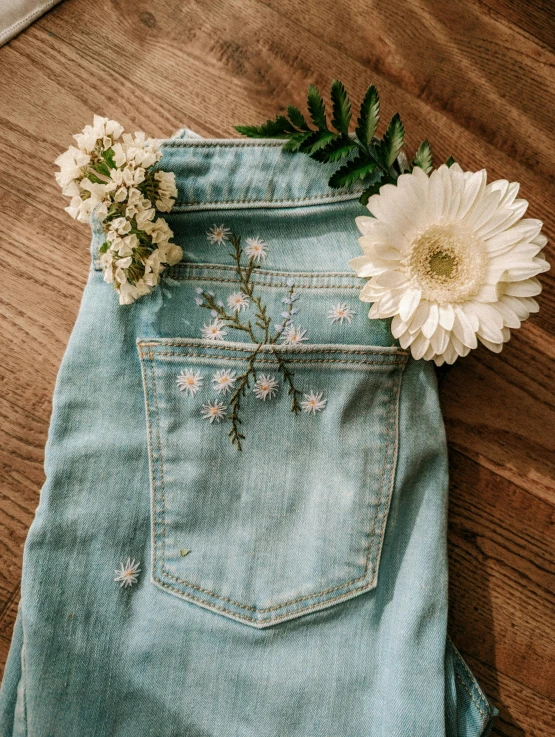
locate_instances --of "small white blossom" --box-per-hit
[114,558,141,588]
[281,325,308,346]
[244,237,268,262]
[176,369,203,396]
[55,115,183,305]
[227,292,249,312]
[153,170,178,212]
[253,374,279,401]
[328,302,356,325]
[201,319,228,341]
[212,369,237,395]
[301,391,327,414]
[201,400,227,423]
[207,224,231,245]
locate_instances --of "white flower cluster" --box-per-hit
[55,115,182,304]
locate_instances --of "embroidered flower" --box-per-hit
[253,374,279,400]
[114,558,141,588]
[281,325,308,345]
[212,369,237,395]
[350,164,550,365]
[201,400,227,423]
[328,302,356,324]
[227,292,249,312]
[207,224,232,245]
[244,236,268,262]
[176,369,203,396]
[55,115,183,304]
[201,319,228,341]
[301,391,327,414]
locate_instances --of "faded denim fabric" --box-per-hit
[0,135,498,736]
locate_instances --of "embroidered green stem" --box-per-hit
[196,232,303,447]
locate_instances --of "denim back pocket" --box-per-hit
[137,337,408,627]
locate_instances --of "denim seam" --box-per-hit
[140,342,404,621]
[450,640,491,724]
[146,352,405,369]
[139,339,408,358]
[454,673,488,729]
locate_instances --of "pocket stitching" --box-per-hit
[142,343,405,623]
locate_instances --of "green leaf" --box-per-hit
[282,131,314,152]
[381,113,405,168]
[302,130,339,155]
[307,84,328,131]
[359,172,384,205]
[328,154,376,189]
[355,85,380,149]
[330,79,351,135]
[234,115,296,139]
[310,136,356,163]
[412,140,433,174]
[445,155,456,168]
[287,105,310,131]
[102,148,116,169]
[99,242,109,254]
[87,171,106,185]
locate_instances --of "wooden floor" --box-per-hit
[0,0,554,734]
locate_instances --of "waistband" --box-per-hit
[155,138,365,211]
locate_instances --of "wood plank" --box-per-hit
[448,449,555,701]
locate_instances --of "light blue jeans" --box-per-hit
[0,132,498,736]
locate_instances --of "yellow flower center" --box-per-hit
[405,224,487,304]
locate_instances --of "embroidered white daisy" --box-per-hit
[253,374,279,400]
[176,369,203,396]
[207,224,232,245]
[301,391,327,414]
[244,237,268,263]
[328,302,356,325]
[114,558,141,588]
[201,318,228,341]
[281,325,308,345]
[212,369,237,395]
[227,292,249,312]
[349,164,550,365]
[201,400,227,423]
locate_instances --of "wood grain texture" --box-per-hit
[0,0,553,734]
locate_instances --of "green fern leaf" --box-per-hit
[445,155,456,168]
[355,85,380,149]
[287,105,310,131]
[282,131,314,152]
[359,172,384,205]
[412,140,433,173]
[381,113,405,168]
[310,136,357,163]
[330,79,351,135]
[307,85,328,131]
[234,115,296,139]
[328,155,376,189]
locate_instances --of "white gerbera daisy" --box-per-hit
[212,369,237,395]
[227,292,249,312]
[201,319,227,341]
[328,302,356,325]
[114,558,141,588]
[244,237,268,263]
[281,325,308,345]
[207,224,231,245]
[201,400,227,423]
[349,164,549,365]
[301,391,327,414]
[176,369,203,396]
[253,374,279,400]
